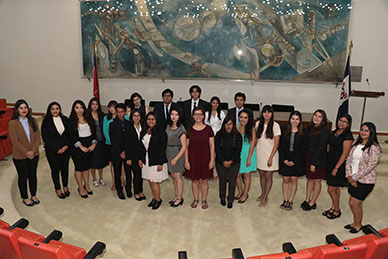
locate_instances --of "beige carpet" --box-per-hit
[1,142,388,259]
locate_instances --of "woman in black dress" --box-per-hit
[301,109,329,211]
[87,97,107,187]
[322,114,353,219]
[41,102,70,199]
[127,92,149,118]
[278,111,306,211]
[68,100,97,198]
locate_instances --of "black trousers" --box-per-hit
[216,162,240,203]
[112,156,131,195]
[128,163,143,194]
[45,149,70,191]
[13,156,39,199]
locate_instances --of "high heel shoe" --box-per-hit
[326,210,341,219]
[83,185,93,195]
[64,190,70,197]
[171,198,184,207]
[77,188,88,199]
[56,192,66,199]
[303,203,316,211]
[148,198,156,207]
[134,195,142,201]
[22,199,34,207]
[152,199,162,210]
[238,194,249,204]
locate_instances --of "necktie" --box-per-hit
[193,101,197,109]
[165,105,169,120]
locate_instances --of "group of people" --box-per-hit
[9,85,381,234]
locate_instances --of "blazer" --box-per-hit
[153,102,180,130]
[215,132,242,165]
[68,120,97,148]
[138,129,168,166]
[181,99,210,127]
[345,143,381,184]
[93,114,106,144]
[109,118,131,158]
[307,127,329,168]
[227,107,253,121]
[125,124,142,162]
[9,119,41,160]
[41,115,70,153]
[279,128,307,165]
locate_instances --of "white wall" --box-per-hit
[0,0,387,132]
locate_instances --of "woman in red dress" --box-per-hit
[185,107,215,209]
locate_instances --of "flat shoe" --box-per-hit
[31,198,40,205]
[191,200,199,208]
[99,180,106,186]
[234,194,242,200]
[322,208,334,216]
[349,226,362,234]
[93,181,99,187]
[23,200,34,207]
[344,224,353,229]
[201,200,208,209]
[56,192,66,199]
[326,210,341,219]
[238,195,248,203]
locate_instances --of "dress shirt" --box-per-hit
[53,116,65,135]
[164,103,172,120]
[191,98,200,113]
[235,106,244,125]
[19,117,31,143]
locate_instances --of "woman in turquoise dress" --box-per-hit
[235,109,257,203]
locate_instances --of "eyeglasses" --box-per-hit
[147,118,156,121]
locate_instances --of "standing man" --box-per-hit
[153,88,180,129]
[227,92,252,125]
[182,85,210,127]
[110,103,132,200]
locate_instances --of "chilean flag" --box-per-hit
[93,42,100,100]
[336,56,351,123]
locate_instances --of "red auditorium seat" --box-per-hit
[18,239,87,259]
[298,243,368,259]
[0,220,10,230]
[379,228,388,237]
[343,234,388,259]
[247,251,313,258]
[0,119,12,156]
[0,227,44,259]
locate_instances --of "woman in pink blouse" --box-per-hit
[345,122,381,233]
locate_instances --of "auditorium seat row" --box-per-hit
[0,207,105,259]
[178,225,388,259]
[0,98,13,160]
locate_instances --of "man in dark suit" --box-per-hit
[109,103,132,200]
[227,92,252,125]
[153,88,180,129]
[181,85,210,127]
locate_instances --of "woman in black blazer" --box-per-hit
[68,100,97,198]
[41,102,70,199]
[301,109,330,211]
[278,111,307,211]
[138,112,168,210]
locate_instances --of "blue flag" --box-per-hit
[336,57,351,123]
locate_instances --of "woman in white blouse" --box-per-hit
[68,100,97,198]
[205,96,226,135]
[41,102,71,199]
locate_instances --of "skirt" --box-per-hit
[71,136,93,172]
[91,141,108,169]
[305,152,326,180]
[348,182,374,201]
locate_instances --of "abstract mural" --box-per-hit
[81,0,352,82]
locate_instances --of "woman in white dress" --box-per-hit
[138,112,168,210]
[255,105,281,207]
[205,96,226,135]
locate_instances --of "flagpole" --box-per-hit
[348,40,353,62]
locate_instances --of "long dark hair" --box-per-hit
[354,122,381,153]
[335,114,352,136]
[44,101,63,120]
[219,115,238,136]
[308,109,328,135]
[285,110,303,136]
[106,100,118,120]
[239,109,253,143]
[130,92,143,109]
[69,100,95,133]
[87,97,105,118]
[207,96,222,123]
[143,112,160,136]
[168,107,183,127]
[256,105,274,139]
[12,99,37,132]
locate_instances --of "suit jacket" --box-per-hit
[138,129,167,166]
[125,124,142,162]
[9,119,41,160]
[307,127,329,168]
[182,99,210,127]
[278,127,307,166]
[153,102,180,130]
[109,118,131,159]
[41,115,70,153]
[227,107,253,122]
